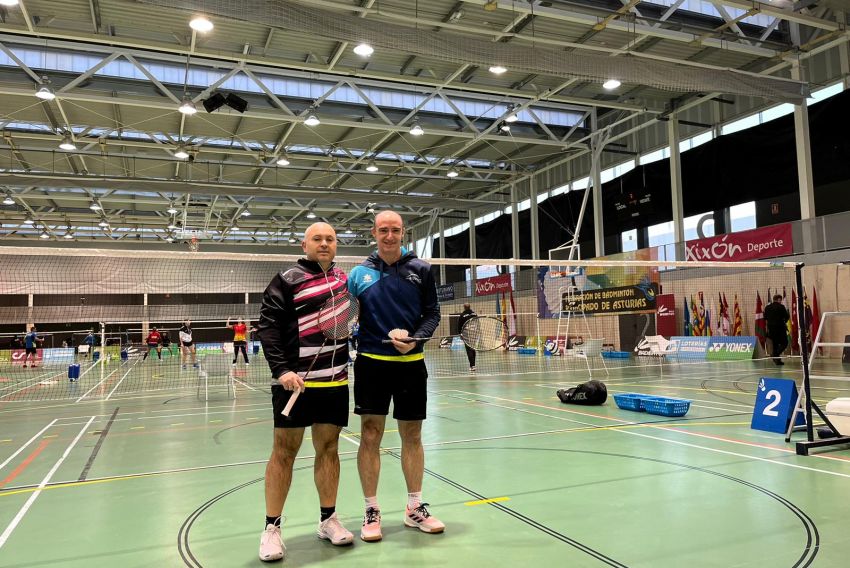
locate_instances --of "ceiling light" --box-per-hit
[489,65,507,74]
[39,230,50,239]
[166,236,174,243]
[241,210,251,217]
[23,215,34,225]
[366,160,379,172]
[504,107,519,123]
[232,222,240,231]
[178,96,197,115]
[409,122,424,136]
[35,85,55,100]
[276,154,290,166]
[174,145,190,160]
[167,220,178,230]
[353,43,374,57]
[500,123,511,132]
[2,195,14,205]
[0,1,20,7]
[189,16,213,33]
[304,113,321,127]
[98,219,109,228]
[447,168,459,178]
[288,235,297,243]
[89,201,102,211]
[603,79,622,90]
[59,135,76,151]
[64,231,74,239]
[166,204,178,215]
[306,208,317,219]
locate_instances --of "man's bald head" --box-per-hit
[373,210,403,229]
[302,222,337,268]
[304,222,335,240]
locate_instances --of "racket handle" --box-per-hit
[281,388,302,416]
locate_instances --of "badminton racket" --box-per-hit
[282,291,359,417]
[382,316,507,352]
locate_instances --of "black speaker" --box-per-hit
[202,92,226,113]
[225,93,248,113]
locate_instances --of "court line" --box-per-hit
[75,367,120,403]
[78,407,119,481]
[0,370,62,400]
[105,362,141,401]
[0,440,51,488]
[0,420,57,473]
[445,390,850,476]
[0,416,95,550]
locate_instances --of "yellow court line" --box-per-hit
[42,435,58,439]
[170,423,184,426]
[130,426,145,430]
[0,439,12,443]
[209,420,223,423]
[465,496,510,506]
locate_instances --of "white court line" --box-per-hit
[0,416,95,550]
[0,370,61,399]
[105,362,141,401]
[75,367,120,403]
[0,420,57,473]
[445,390,850,477]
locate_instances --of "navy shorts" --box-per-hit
[353,355,428,421]
[272,384,349,429]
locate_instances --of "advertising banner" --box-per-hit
[685,224,792,262]
[562,283,658,315]
[11,349,42,366]
[656,294,677,337]
[706,337,757,360]
[668,337,710,360]
[42,348,76,363]
[474,274,512,296]
[436,284,455,302]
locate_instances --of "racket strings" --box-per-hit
[461,317,506,351]
[317,293,359,340]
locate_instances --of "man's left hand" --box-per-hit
[390,338,416,354]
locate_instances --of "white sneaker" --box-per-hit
[317,512,354,545]
[404,503,445,534]
[360,507,382,542]
[259,523,285,562]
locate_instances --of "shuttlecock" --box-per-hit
[388,328,410,340]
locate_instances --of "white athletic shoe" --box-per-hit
[404,503,445,534]
[360,507,382,542]
[259,523,285,562]
[317,512,354,545]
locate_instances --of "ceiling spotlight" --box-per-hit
[306,208,317,219]
[365,160,379,172]
[35,85,55,100]
[603,79,622,90]
[276,154,290,166]
[231,222,240,231]
[166,236,174,243]
[167,220,178,230]
[63,231,74,239]
[288,235,297,244]
[304,113,321,127]
[59,135,76,151]
[489,65,507,74]
[189,16,213,33]
[446,168,459,178]
[178,96,197,115]
[166,203,178,215]
[23,215,34,225]
[89,201,102,211]
[409,122,424,136]
[174,145,190,160]
[3,194,14,205]
[504,106,519,123]
[500,123,511,133]
[39,230,50,239]
[353,43,374,57]
[241,209,251,217]
[484,0,499,11]
[98,219,109,227]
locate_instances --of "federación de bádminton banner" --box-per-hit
[685,224,792,261]
[561,283,659,315]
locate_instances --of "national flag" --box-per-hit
[755,291,766,348]
[722,293,731,336]
[812,287,821,353]
[705,300,712,337]
[791,288,799,352]
[509,290,518,336]
[732,294,743,336]
[690,294,700,336]
[803,288,813,352]
[683,298,691,336]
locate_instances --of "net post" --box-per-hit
[795,263,814,444]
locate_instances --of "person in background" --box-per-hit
[23,326,43,368]
[179,320,198,370]
[227,317,250,367]
[143,327,162,361]
[764,294,790,365]
[457,303,477,372]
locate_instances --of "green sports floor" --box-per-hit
[1,356,849,567]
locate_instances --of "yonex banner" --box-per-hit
[706,337,757,360]
[685,223,792,261]
[436,284,455,302]
[474,274,512,296]
[668,337,710,360]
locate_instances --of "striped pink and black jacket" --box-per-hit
[257,259,349,388]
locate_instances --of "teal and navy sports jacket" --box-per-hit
[347,249,440,359]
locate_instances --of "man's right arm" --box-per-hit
[257,273,299,381]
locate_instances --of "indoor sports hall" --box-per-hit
[2,1,850,567]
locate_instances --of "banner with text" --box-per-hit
[685,223,792,262]
[656,294,677,337]
[436,284,455,302]
[474,274,512,296]
[561,283,658,315]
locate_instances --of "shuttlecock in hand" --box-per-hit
[387,328,410,341]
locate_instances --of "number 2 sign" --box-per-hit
[751,377,804,434]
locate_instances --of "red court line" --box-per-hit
[0,440,51,488]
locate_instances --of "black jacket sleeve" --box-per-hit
[413,265,441,339]
[257,272,299,380]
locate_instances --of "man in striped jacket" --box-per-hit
[256,222,354,562]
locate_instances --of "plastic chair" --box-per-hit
[576,338,609,377]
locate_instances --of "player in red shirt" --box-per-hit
[143,327,163,361]
[227,317,252,366]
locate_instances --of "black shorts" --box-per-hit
[181,341,194,348]
[25,347,37,355]
[272,384,349,428]
[353,355,428,421]
[147,343,159,349]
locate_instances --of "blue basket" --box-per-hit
[602,351,630,359]
[613,393,645,412]
[642,396,691,417]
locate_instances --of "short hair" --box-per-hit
[463,303,471,309]
[773,294,783,302]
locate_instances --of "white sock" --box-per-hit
[407,491,422,509]
[365,496,379,510]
